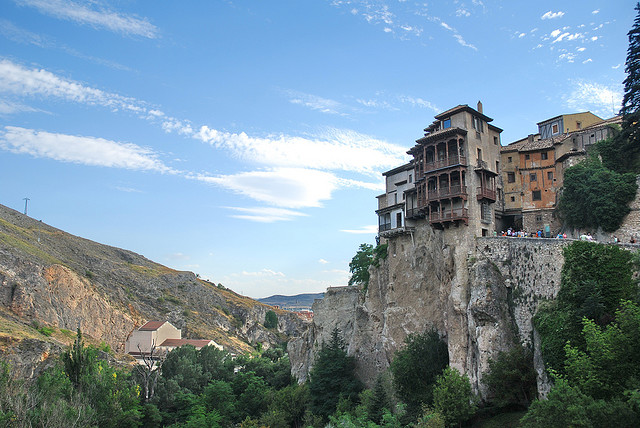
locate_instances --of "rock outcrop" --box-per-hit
[289,223,575,399]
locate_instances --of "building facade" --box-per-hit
[377,102,503,238]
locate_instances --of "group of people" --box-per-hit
[501,228,548,238]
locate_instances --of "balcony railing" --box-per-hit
[429,208,469,223]
[427,185,467,201]
[379,223,392,232]
[424,155,467,172]
[476,186,496,201]
[406,207,420,219]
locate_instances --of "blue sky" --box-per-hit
[0,1,634,298]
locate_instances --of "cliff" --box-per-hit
[289,223,590,399]
[0,204,306,377]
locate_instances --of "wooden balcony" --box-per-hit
[406,207,420,219]
[476,186,496,202]
[429,208,469,224]
[379,223,392,232]
[428,185,467,201]
[424,155,467,172]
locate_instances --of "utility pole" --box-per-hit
[23,197,30,215]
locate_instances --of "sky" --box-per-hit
[0,1,634,298]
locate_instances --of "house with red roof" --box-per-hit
[125,321,221,360]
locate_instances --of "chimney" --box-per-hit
[527,134,534,143]
[477,100,483,114]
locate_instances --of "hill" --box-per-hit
[259,293,324,311]
[0,203,306,376]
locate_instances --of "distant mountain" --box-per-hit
[259,293,325,311]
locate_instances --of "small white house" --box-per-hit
[125,321,223,360]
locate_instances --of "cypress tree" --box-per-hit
[619,2,640,171]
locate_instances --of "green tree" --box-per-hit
[61,328,96,389]
[535,241,637,373]
[349,243,374,287]
[557,159,637,232]
[264,310,278,329]
[390,330,449,418]
[432,367,476,428]
[308,328,362,420]
[368,375,390,424]
[483,345,537,408]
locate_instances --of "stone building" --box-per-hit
[377,102,503,238]
[500,113,620,234]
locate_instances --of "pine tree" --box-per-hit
[619,2,640,171]
[308,328,362,420]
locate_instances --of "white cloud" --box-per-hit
[552,32,582,43]
[541,11,565,20]
[286,90,348,116]
[14,0,158,38]
[577,47,586,52]
[0,126,175,173]
[564,81,622,118]
[0,99,40,114]
[456,8,470,17]
[341,225,378,234]
[582,58,593,64]
[518,32,526,38]
[592,9,600,15]
[591,36,598,41]
[399,95,440,112]
[196,126,408,176]
[550,29,562,38]
[440,21,453,31]
[222,206,308,223]
[318,259,329,264]
[194,168,339,209]
[114,186,143,193]
[454,34,477,50]
[612,64,622,69]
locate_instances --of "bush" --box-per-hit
[432,366,476,427]
[483,345,537,408]
[264,310,278,329]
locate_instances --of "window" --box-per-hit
[508,156,512,163]
[536,215,543,221]
[510,196,515,202]
[472,116,483,132]
[577,121,582,129]
[552,124,559,134]
[532,190,541,201]
[530,173,537,182]
[494,136,498,145]
[481,201,491,222]
[496,161,500,172]
[541,152,548,160]
[409,174,412,183]
[507,172,515,183]
[394,193,397,204]
[477,148,482,161]
[525,154,530,160]
[547,171,554,180]
[443,118,451,129]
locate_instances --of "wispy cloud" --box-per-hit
[0,20,131,70]
[436,18,477,51]
[0,99,40,114]
[223,206,307,223]
[14,0,158,38]
[564,81,622,118]
[240,269,285,277]
[318,259,329,264]
[541,11,565,20]
[0,59,406,219]
[285,89,350,116]
[192,168,339,209]
[340,225,378,234]
[0,126,175,173]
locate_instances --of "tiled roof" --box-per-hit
[160,339,213,348]
[139,321,167,331]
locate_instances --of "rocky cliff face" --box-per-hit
[0,204,306,373]
[289,224,571,399]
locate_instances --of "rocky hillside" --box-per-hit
[0,204,307,376]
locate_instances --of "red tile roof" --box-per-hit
[160,339,213,348]
[138,321,167,331]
